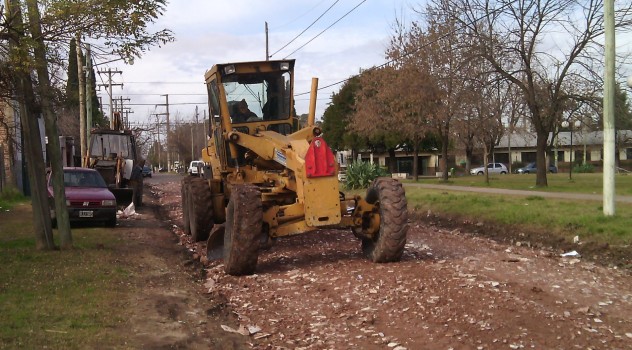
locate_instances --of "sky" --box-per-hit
[93,0,632,127]
[95,0,416,126]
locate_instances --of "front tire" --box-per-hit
[224,184,262,275]
[361,178,408,263]
[477,171,484,175]
[188,177,213,242]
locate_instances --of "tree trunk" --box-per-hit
[441,128,449,181]
[26,0,73,248]
[465,144,473,173]
[412,141,419,181]
[6,0,55,250]
[535,130,549,187]
[483,146,489,184]
[387,148,396,174]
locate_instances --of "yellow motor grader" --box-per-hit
[181,59,408,275]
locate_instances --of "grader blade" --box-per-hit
[206,224,225,260]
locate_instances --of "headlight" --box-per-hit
[280,62,290,70]
[101,199,116,206]
[224,65,235,75]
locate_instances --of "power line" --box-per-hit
[112,93,207,96]
[122,81,203,84]
[270,0,341,58]
[113,102,207,106]
[270,0,329,30]
[295,2,512,96]
[284,0,366,59]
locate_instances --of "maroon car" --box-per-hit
[47,167,117,227]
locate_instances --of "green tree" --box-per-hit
[322,76,361,152]
[65,37,79,107]
[615,84,632,130]
[65,39,106,128]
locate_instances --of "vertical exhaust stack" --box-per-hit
[307,77,318,127]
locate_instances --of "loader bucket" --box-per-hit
[110,188,134,207]
[206,224,225,260]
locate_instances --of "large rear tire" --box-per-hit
[181,177,192,235]
[224,184,262,276]
[188,177,213,242]
[361,178,408,263]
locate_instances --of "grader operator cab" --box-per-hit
[181,59,408,275]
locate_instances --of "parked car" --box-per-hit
[470,163,508,175]
[142,165,152,178]
[516,162,558,174]
[143,165,153,177]
[47,167,117,227]
[188,161,203,176]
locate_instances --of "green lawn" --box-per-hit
[0,202,130,349]
[410,172,632,196]
[405,187,632,247]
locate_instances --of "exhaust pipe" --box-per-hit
[307,77,318,127]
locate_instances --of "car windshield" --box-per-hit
[57,170,107,188]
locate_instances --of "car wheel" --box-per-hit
[477,171,484,175]
[501,171,507,174]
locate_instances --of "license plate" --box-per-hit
[79,210,94,218]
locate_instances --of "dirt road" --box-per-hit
[138,175,632,349]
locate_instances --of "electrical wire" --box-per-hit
[295,2,512,96]
[269,0,341,58]
[270,0,329,30]
[284,0,367,59]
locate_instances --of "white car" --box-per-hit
[470,163,508,175]
[188,161,203,176]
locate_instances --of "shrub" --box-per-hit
[573,163,594,173]
[344,161,389,190]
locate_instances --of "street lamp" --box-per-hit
[562,119,582,179]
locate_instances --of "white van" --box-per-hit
[188,161,203,176]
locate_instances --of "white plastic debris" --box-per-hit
[123,202,136,216]
[573,235,580,243]
[561,250,581,257]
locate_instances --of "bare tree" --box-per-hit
[434,0,632,186]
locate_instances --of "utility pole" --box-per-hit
[265,21,270,61]
[123,109,134,129]
[203,109,207,141]
[603,0,616,216]
[76,34,86,160]
[85,44,93,166]
[97,68,123,129]
[192,106,198,161]
[156,95,171,171]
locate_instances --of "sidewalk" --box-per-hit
[404,183,632,203]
